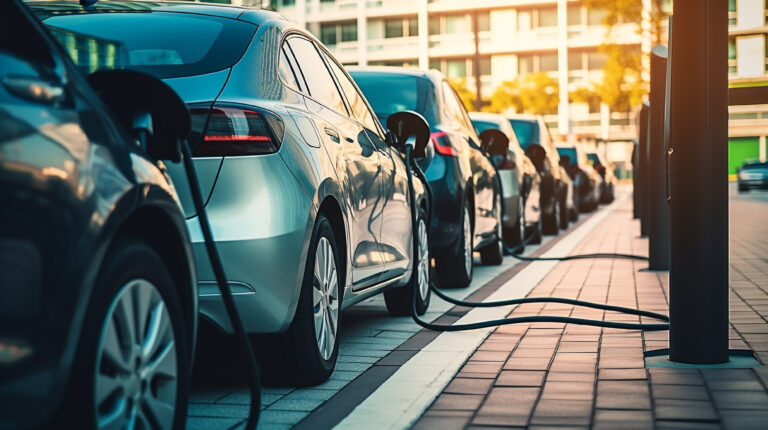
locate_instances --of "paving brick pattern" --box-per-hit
[415,194,768,430]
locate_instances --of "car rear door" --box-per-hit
[285,35,386,289]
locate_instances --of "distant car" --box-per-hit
[1,1,197,427]
[558,164,578,224]
[31,0,432,386]
[737,159,768,192]
[586,151,616,203]
[469,112,543,251]
[556,144,601,213]
[351,67,506,288]
[507,114,569,235]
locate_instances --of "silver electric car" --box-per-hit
[31,1,430,386]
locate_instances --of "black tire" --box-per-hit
[504,195,525,254]
[559,195,569,230]
[541,192,559,235]
[385,207,431,316]
[525,218,543,245]
[61,238,191,429]
[434,200,473,288]
[480,193,504,265]
[569,206,578,222]
[266,215,342,386]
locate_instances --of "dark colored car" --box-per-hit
[737,159,768,192]
[507,114,569,235]
[469,112,543,252]
[586,151,616,203]
[0,1,197,428]
[30,1,431,386]
[351,67,505,288]
[556,144,601,212]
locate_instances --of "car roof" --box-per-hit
[555,143,579,149]
[27,1,286,25]
[347,66,444,83]
[507,113,541,121]
[469,112,507,123]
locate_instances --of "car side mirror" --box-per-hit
[386,110,430,158]
[87,70,190,162]
[479,129,508,166]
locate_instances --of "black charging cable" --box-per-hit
[181,141,261,430]
[403,145,669,332]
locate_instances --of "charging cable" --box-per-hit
[181,141,261,430]
[402,145,669,333]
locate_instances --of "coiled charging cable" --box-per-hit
[181,141,261,430]
[402,144,669,332]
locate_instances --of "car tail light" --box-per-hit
[595,164,606,174]
[189,104,285,157]
[430,131,457,157]
[499,160,516,170]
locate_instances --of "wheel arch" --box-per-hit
[317,195,347,289]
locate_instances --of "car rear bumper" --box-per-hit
[738,179,768,189]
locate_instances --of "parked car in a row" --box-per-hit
[556,143,601,213]
[29,0,438,387]
[2,1,198,427]
[737,159,768,193]
[586,151,617,203]
[350,67,506,287]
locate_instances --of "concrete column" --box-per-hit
[296,0,306,29]
[418,0,429,69]
[760,135,766,162]
[641,0,652,84]
[668,0,729,365]
[600,103,610,140]
[356,0,367,66]
[557,0,569,136]
[648,45,669,270]
[638,102,650,237]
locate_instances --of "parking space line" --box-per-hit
[333,195,628,430]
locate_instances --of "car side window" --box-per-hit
[279,45,301,92]
[321,51,381,136]
[0,1,56,72]
[286,35,347,115]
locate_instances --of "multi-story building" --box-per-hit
[728,0,768,175]
[272,0,642,141]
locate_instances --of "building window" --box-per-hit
[385,19,404,38]
[518,54,534,75]
[477,12,490,32]
[320,23,337,45]
[587,51,606,70]
[568,51,583,70]
[429,59,441,70]
[428,17,440,35]
[587,9,608,26]
[538,8,558,27]
[479,57,491,76]
[446,59,467,79]
[518,10,532,31]
[540,53,558,72]
[445,15,468,34]
[341,22,357,42]
[567,5,582,25]
[408,18,418,37]
[280,0,296,6]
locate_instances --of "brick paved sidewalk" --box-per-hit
[414,197,768,430]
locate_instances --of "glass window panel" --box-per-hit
[385,19,404,38]
[408,18,418,36]
[587,51,606,70]
[539,53,558,72]
[445,15,467,33]
[446,59,467,79]
[320,23,337,45]
[588,9,608,25]
[478,12,490,31]
[287,36,346,114]
[341,22,357,42]
[568,51,582,70]
[279,46,300,91]
[538,8,557,27]
[429,59,442,71]
[567,5,582,25]
[428,16,440,35]
[323,52,379,132]
[479,57,491,76]
[518,54,534,75]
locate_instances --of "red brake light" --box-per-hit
[430,131,457,157]
[190,105,284,157]
[500,160,516,170]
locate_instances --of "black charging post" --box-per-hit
[638,103,650,237]
[667,0,729,364]
[648,45,669,270]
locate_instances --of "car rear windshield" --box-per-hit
[509,119,539,149]
[349,72,439,127]
[743,162,768,170]
[556,147,578,166]
[472,120,503,136]
[38,12,256,79]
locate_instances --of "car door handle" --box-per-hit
[324,127,341,143]
[2,75,65,104]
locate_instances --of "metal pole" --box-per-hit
[472,11,482,112]
[638,103,650,237]
[648,45,669,270]
[668,0,729,364]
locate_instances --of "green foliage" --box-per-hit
[594,44,646,112]
[449,78,476,112]
[569,86,602,112]
[489,73,559,115]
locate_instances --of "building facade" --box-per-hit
[728,0,768,174]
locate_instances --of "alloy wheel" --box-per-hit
[463,206,472,275]
[95,279,178,430]
[495,195,503,256]
[417,219,430,301]
[518,196,526,242]
[313,237,339,361]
